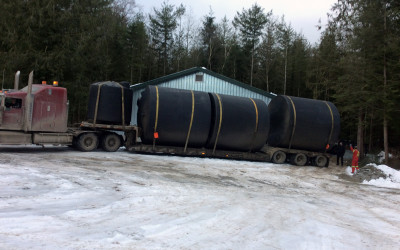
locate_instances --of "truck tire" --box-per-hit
[291,153,308,166]
[315,155,328,167]
[101,133,121,152]
[272,151,286,164]
[76,133,99,152]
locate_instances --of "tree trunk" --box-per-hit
[383,4,389,165]
[266,67,269,92]
[250,44,254,86]
[369,109,373,153]
[284,46,288,95]
[357,108,364,159]
[384,114,389,165]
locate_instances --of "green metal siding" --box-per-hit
[130,69,276,125]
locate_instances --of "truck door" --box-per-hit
[40,101,56,130]
[0,97,24,130]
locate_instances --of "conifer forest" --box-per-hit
[1,0,399,157]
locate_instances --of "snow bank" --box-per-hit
[362,164,400,189]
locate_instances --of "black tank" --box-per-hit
[267,95,340,152]
[87,81,133,125]
[137,86,212,148]
[206,93,270,152]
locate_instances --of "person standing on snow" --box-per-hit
[350,144,360,174]
[336,141,345,166]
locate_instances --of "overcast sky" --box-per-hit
[135,0,337,44]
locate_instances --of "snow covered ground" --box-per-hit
[1,146,400,249]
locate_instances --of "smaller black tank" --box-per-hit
[137,86,212,148]
[267,95,340,152]
[87,81,133,125]
[206,93,270,152]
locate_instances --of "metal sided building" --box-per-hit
[130,67,276,125]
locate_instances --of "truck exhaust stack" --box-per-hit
[14,71,20,90]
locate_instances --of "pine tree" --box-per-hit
[259,19,277,92]
[218,16,235,74]
[276,17,295,95]
[127,13,149,83]
[233,4,270,86]
[149,1,184,76]
[200,9,218,70]
[328,0,400,157]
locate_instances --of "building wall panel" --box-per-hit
[130,72,274,125]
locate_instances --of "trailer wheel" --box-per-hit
[272,151,286,164]
[76,133,99,152]
[315,155,328,167]
[291,153,308,166]
[101,133,121,152]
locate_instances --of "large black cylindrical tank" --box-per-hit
[267,95,340,152]
[206,93,270,152]
[137,86,212,148]
[87,81,133,125]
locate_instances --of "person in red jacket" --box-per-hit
[350,144,360,174]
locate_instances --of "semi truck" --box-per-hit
[0,71,337,167]
[0,71,139,151]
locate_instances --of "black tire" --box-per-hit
[291,153,308,166]
[315,155,328,167]
[272,151,286,164]
[76,133,99,152]
[101,133,121,152]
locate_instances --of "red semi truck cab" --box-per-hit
[0,83,68,132]
[0,71,140,150]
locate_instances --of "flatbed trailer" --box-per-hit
[264,146,331,167]
[128,144,331,167]
[128,144,271,162]
[75,122,140,151]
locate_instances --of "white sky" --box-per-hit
[135,0,337,44]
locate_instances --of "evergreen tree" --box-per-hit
[0,0,129,123]
[259,19,277,92]
[200,9,219,71]
[218,16,235,75]
[149,1,184,76]
[233,4,270,86]
[127,13,149,84]
[276,18,295,95]
[328,0,400,157]
[307,29,340,100]
[171,4,186,71]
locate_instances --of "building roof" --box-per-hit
[131,67,276,99]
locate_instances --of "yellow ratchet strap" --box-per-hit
[116,82,125,127]
[184,91,195,153]
[324,101,334,152]
[212,94,223,155]
[93,82,106,127]
[248,98,259,152]
[287,96,297,150]
[153,86,160,149]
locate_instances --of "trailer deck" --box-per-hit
[128,144,271,162]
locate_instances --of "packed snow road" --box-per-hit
[0,146,399,249]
